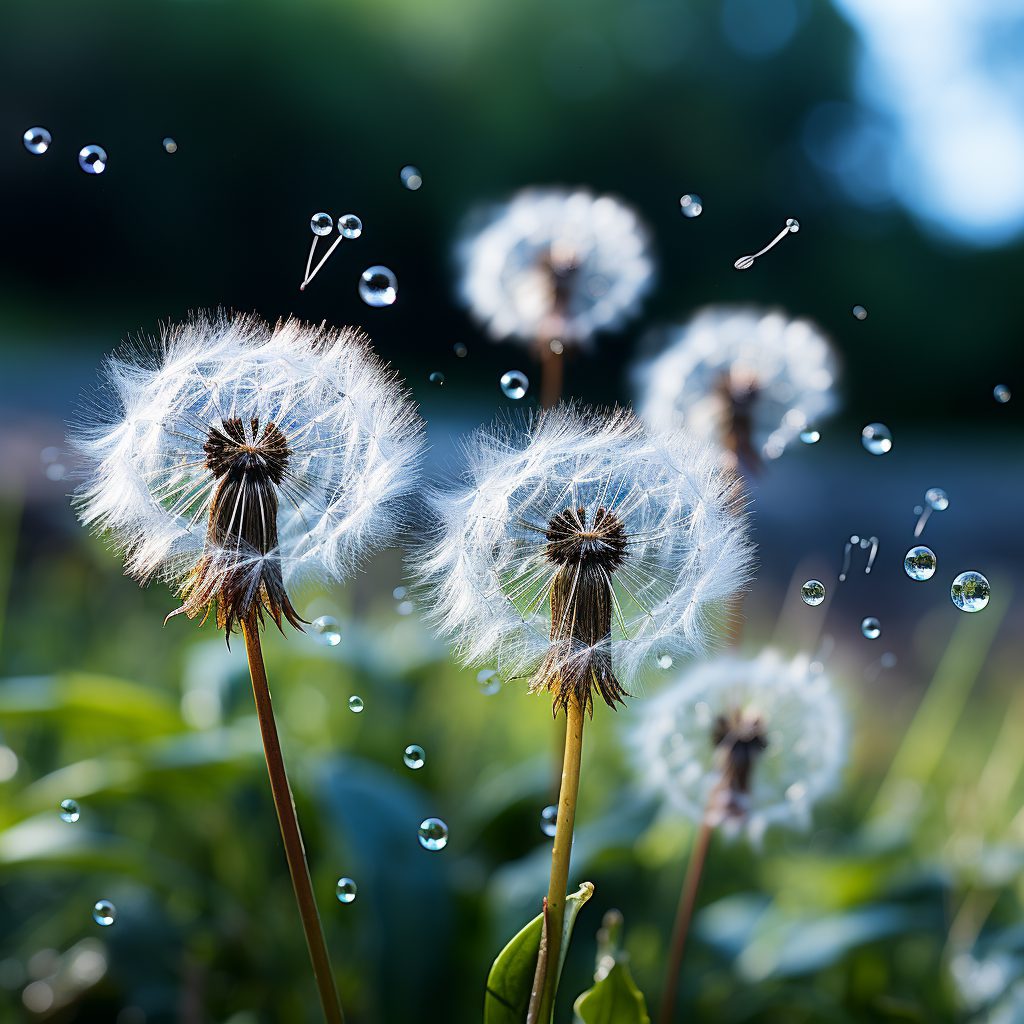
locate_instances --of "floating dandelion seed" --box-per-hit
[733,218,799,270]
[913,487,949,537]
[839,534,878,581]
[634,306,839,471]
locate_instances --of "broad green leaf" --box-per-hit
[573,961,650,1024]
[484,881,594,1024]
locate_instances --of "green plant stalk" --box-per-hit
[532,695,586,1023]
[241,615,345,1024]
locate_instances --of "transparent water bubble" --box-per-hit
[540,804,558,837]
[310,212,333,236]
[925,487,949,511]
[403,744,425,770]
[679,194,703,218]
[338,214,362,239]
[786,217,800,232]
[852,305,868,320]
[994,384,1011,404]
[453,342,468,358]
[78,145,107,175]
[500,370,529,400]
[801,580,826,606]
[335,877,357,904]
[861,616,881,639]
[23,127,51,155]
[904,546,937,581]
[861,422,893,455]
[799,428,820,444]
[359,266,398,307]
[549,339,564,355]
[396,600,413,616]
[428,371,445,386]
[400,165,423,190]
[477,669,500,696]
[92,900,116,927]
[880,652,897,669]
[162,137,178,154]
[657,654,673,670]
[951,571,990,613]
[311,615,341,647]
[417,817,448,851]
[348,695,364,713]
[59,799,80,823]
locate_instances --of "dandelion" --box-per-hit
[630,650,847,1024]
[71,311,425,1024]
[414,404,752,1019]
[458,188,655,407]
[634,305,840,473]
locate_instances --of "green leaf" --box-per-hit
[484,881,594,1024]
[573,961,650,1024]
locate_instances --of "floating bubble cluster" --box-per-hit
[679,194,703,218]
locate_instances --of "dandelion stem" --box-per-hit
[531,695,585,1023]
[539,339,564,410]
[658,816,714,1024]
[241,616,345,1024]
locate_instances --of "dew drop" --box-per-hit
[92,900,116,927]
[335,877,357,904]
[78,145,107,175]
[348,695,364,713]
[549,339,565,355]
[59,799,80,824]
[311,615,341,647]
[453,342,468,358]
[359,266,398,307]
[679,194,703,218]
[428,371,445,387]
[400,165,423,191]
[477,669,500,695]
[540,805,558,837]
[310,212,334,236]
[338,214,362,239]
[418,817,448,851]
[852,305,868,320]
[403,744,425,770]
[801,580,826,607]
[799,428,820,445]
[951,571,990,613]
[904,546,937,581]
[860,616,881,639]
[925,487,949,511]
[861,422,892,455]
[500,370,529,400]
[657,654,673,670]
[786,217,800,232]
[393,586,407,600]
[162,137,178,154]
[23,127,51,155]
[395,600,414,616]
[994,384,1011,404]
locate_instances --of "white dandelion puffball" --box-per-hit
[72,311,425,632]
[458,188,655,348]
[414,405,753,712]
[633,650,847,842]
[634,306,840,462]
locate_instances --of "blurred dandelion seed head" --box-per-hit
[633,650,847,842]
[457,188,654,349]
[414,405,753,711]
[634,306,840,466]
[71,311,425,632]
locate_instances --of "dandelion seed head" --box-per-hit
[457,188,655,349]
[632,650,847,842]
[634,306,840,466]
[414,405,753,711]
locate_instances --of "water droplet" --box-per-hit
[393,586,407,600]
[359,265,398,307]
[852,305,868,320]
[657,654,673,670]
[679,194,703,218]
[786,218,800,232]
[428,371,445,386]
[453,342,468,358]
[477,669,500,695]
[924,487,949,511]
[335,877,357,904]
[799,428,821,444]
[338,214,362,239]
[162,137,178,154]
[418,817,448,851]
[951,571,990,613]
[310,212,333,236]
[904,546,937,581]
[403,744,425,770]
[500,370,529,400]
[59,799,80,823]
[860,616,881,639]
[861,423,893,455]
[92,900,116,927]
[311,615,341,647]
[78,145,107,175]
[801,580,826,606]
[396,600,414,616]
[994,384,1011,404]
[400,165,423,191]
[549,339,564,355]
[348,695,364,713]
[23,127,51,155]
[880,652,897,669]
[540,805,558,837]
